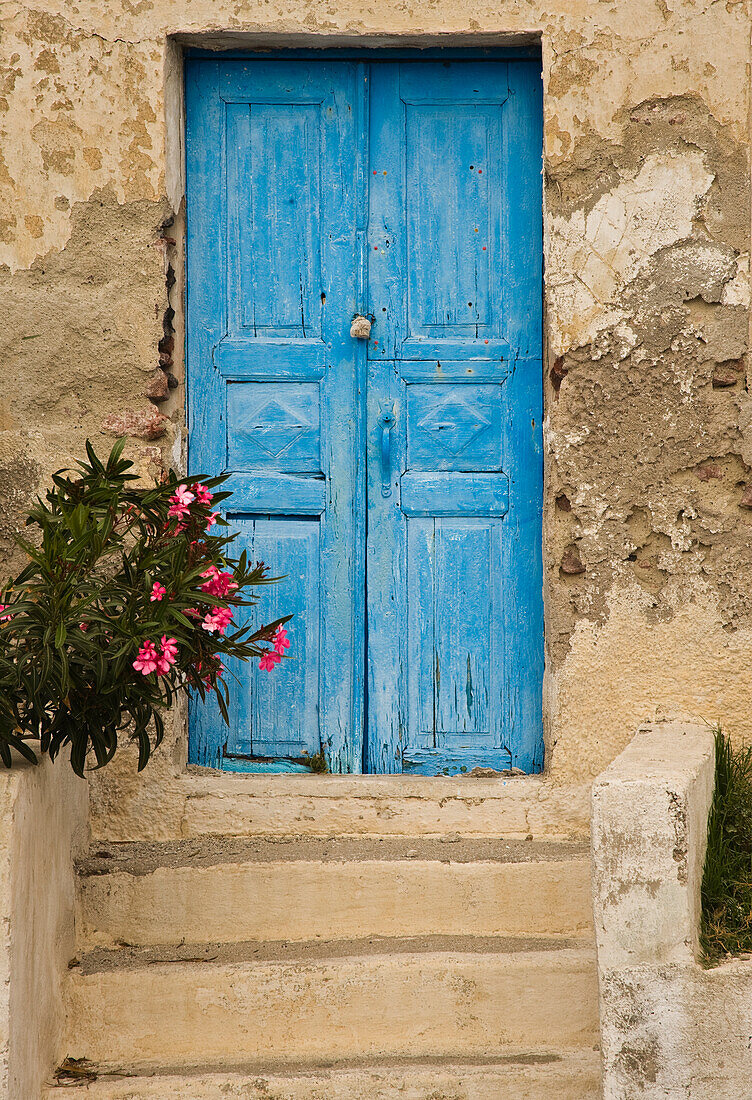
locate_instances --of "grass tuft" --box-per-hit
[701,727,752,965]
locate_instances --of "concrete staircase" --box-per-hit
[44,793,601,1099]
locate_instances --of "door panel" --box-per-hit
[365,61,543,775]
[186,60,364,772]
[225,516,320,763]
[186,56,543,775]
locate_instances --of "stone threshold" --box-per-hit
[91,766,593,842]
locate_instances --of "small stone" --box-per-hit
[560,546,585,575]
[508,767,527,776]
[406,849,420,859]
[739,485,752,509]
[440,833,462,843]
[712,363,743,388]
[144,371,170,402]
[549,356,568,393]
[101,408,168,441]
[467,766,502,778]
[694,464,724,482]
[525,834,534,842]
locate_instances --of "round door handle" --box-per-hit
[350,315,372,339]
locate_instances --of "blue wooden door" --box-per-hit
[186,59,365,772]
[185,56,543,775]
[365,61,543,774]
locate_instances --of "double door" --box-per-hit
[186,56,543,774]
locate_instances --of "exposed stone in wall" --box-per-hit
[0,0,750,789]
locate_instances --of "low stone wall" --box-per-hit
[592,720,752,1098]
[0,755,88,1099]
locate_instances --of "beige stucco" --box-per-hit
[1,0,750,798]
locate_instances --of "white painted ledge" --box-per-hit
[589,721,752,1099]
[592,720,715,969]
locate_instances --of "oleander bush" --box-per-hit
[0,440,289,776]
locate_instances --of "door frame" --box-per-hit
[183,46,545,774]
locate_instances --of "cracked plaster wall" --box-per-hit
[0,0,750,806]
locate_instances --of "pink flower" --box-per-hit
[273,626,290,655]
[133,640,159,675]
[201,567,238,598]
[201,607,234,635]
[167,484,195,518]
[194,484,214,505]
[79,623,89,632]
[150,582,167,602]
[0,605,12,623]
[259,649,282,671]
[155,635,178,676]
[205,512,219,530]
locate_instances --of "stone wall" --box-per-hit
[1,1,750,800]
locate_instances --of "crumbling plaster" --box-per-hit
[0,0,750,797]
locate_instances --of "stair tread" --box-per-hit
[63,947,599,1070]
[78,835,590,876]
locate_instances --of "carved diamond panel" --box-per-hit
[418,396,491,456]
[407,385,502,472]
[227,383,321,473]
[249,399,311,457]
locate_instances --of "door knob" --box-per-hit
[350,315,372,339]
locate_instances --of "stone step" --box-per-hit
[61,942,599,1074]
[76,837,592,949]
[94,772,591,844]
[42,1052,603,1099]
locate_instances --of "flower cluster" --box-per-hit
[133,485,290,689]
[133,635,178,677]
[167,484,219,536]
[258,625,290,671]
[167,484,195,518]
[201,606,234,635]
[201,565,238,598]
